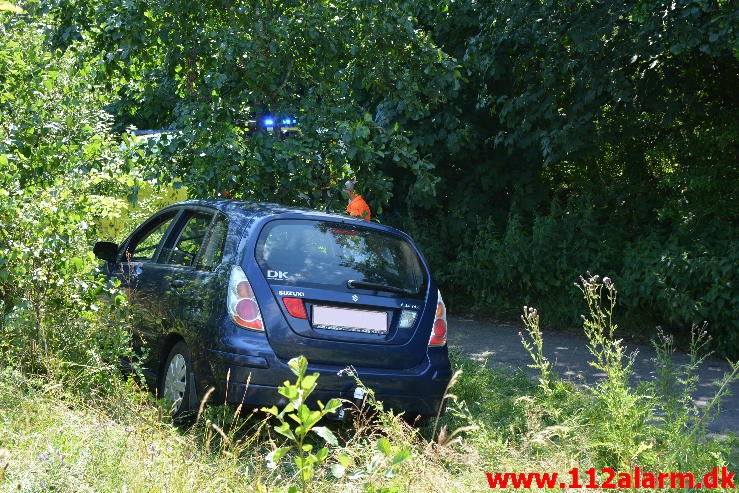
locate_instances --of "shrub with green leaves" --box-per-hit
[260,356,418,493]
[0,183,131,381]
[0,10,137,388]
[407,191,738,359]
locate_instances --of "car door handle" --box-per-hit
[170,279,186,289]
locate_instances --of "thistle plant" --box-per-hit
[578,274,635,385]
[520,305,553,393]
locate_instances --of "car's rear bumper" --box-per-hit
[203,346,452,417]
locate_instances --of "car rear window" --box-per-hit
[255,220,427,298]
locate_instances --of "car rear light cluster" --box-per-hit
[228,266,264,331]
[428,290,447,347]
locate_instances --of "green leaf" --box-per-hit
[377,437,391,456]
[261,405,279,416]
[324,398,342,413]
[274,421,295,440]
[279,384,299,401]
[301,373,319,390]
[337,452,351,468]
[391,449,412,465]
[265,446,291,467]
[330,463,346,478]
[70,257,85,270]
[312,426,338,446]
[288,355,308,377]
[315,447,329,462]
[297,404,312,423]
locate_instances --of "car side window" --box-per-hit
[196,215,228,271]
[127,214,177,262]
[160,212,213,267]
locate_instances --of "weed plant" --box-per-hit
[515,274,738,474]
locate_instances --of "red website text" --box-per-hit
[486,466,735,489]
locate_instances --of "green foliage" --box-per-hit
[12,0,733,357]
[2,1,736,490]
[328,432,414,493]
[0,9,136,388]
[259,357,416,492]
[649,326,737,470]
[408,189,738,357]
[575,275,653,468]
[620,234,739,356]
[516,275,738,471]
[1,298,735,491]
[262,355,342,492]
[404,0,737,357]
[53,0,461,213]
[462,0,738,172]
[0,183,131,381]
[430,350,536,466]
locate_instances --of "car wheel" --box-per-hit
[160,341,196,420]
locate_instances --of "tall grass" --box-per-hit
[511,274,738,473]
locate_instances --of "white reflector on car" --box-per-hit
[312,306,388,334]
[398,309,418,329]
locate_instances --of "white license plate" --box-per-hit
[312,306,388,333]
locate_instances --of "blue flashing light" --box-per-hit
[263,118,275,127]
[281,118,297,126]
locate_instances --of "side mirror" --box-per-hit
[93,241,119,262]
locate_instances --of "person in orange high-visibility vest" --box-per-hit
[343,180,371,221]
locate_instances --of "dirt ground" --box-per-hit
[447,315,739,436]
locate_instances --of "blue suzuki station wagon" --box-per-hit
[93,200,451,419]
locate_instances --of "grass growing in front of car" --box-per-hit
[1,276,737,492]
[435,276,738,484]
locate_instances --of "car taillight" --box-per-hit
[282,297,308,319]
[428,290,447,347]
[228,265,264,331]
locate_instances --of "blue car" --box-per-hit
[93,200,451,419]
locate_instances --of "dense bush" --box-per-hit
[403,192,738,357]
[0,9,135,386]
[620,234,738,356]
[397,0,738,358]
[0,182,133,385]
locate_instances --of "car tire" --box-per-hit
[159,341,196,421]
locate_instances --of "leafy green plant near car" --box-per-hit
[259,356,415,492]
[262,356,343,492]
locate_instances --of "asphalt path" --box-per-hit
[447,316,739,436]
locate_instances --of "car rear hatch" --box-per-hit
[250,218,434,369]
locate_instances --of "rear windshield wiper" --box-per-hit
[346,279,411,295]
